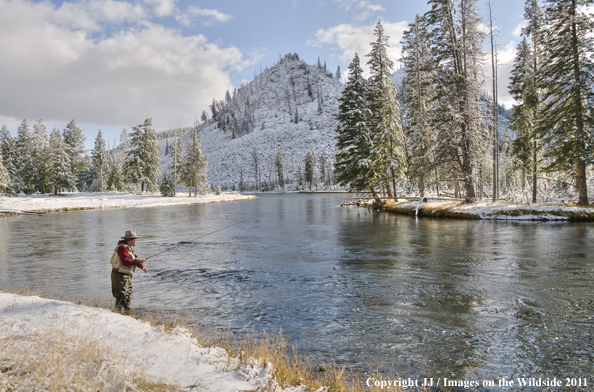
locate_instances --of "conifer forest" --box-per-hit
[1,0,593,206]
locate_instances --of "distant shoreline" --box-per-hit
[0,191,256,217]
[352,198,594,222]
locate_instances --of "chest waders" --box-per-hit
[110,244,137,313]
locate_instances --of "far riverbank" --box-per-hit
[353,198,594,222]
[0,191,256,216]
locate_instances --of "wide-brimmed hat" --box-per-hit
[121,230,140,239]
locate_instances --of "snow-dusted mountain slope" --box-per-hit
[157,57,512,191]
[160,54,343,190]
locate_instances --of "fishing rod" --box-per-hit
[144,213,269,260]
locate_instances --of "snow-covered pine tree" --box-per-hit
[252,148,259,189]
[32,118,51,194]
[106,154,125,192]
[335,53,373,195]
[48,128,77,194]
[125,119,160,192]
[0,125,17,193]
[142,119,161,192]
[319,152,327,185]
[16,119,35,194]
[124,124,145,192]
[91,130,108,191]
[304,151,317,191]
[275,152,285,189]
[424,0,487,202]
[160,173,176,197]
[0,149,9,193]
[509,0,544,203]
[119,129,130,158]
[181,129,207,196]
[366,20,405,200]
[401,14,439,198]
[536,0,594,205]
[168,138,185,196]
[62,120,88,188]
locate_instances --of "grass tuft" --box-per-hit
[0,321,178,391]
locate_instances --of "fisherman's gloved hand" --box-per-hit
[136,258,148,273]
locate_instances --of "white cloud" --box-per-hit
[512,22,524,37]
[0,0,246,131]
[483,40,517,107]
[143,0,176,17]
[307,21,408,75]
[50,0,146,31]
[176,6,233,27]
[334,0,385,21]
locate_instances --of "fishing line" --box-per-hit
[144,213,269,260]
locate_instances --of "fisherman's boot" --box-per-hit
[114,298,124,313]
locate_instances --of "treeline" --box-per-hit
[335,0,594,205]
[237,149,336,192]
[0,118,208,197]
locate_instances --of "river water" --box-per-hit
[1,193,593,386]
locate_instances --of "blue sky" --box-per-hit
[0,0,526,149]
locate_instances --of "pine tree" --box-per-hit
[509,37,541,198]
[319,152,327,185]
[119,128,130,158]
[275,152,285,189]
[106,151,125,192]
[252,148,259,189]
[32,118,51,194]
[123,119,160,192]
[62,120,88,188]
[0,149,9,193]
[335,53,373,194]
[296,166,303,190]
[335,66,341,81]
[401,14,439,198]
[304,151,317,191]
[15,119,35,193]
[160,172,176,197]
[0,125,17,193]
[366,20,405,200]
[181,129,208,196]
[425,0,487,202]
[536,0,594,205]
[509,0,544,203]
[91,130,108,191]
[169,138,185,195]
[317,90,323,114]
[48,128,77,194]
[142,119,161,192]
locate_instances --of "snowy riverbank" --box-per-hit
[0,293,302,391]
[0,192,256,215]
[370,198,594,221]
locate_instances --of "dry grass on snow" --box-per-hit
[0,288,385,392]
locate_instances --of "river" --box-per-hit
[1,193,592,386]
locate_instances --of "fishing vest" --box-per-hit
[110,244,137,275]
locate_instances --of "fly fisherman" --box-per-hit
[110,230,147,314]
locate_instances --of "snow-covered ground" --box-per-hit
[385,198,594,221]
[0,192,255,214]
[0,293,304,391]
